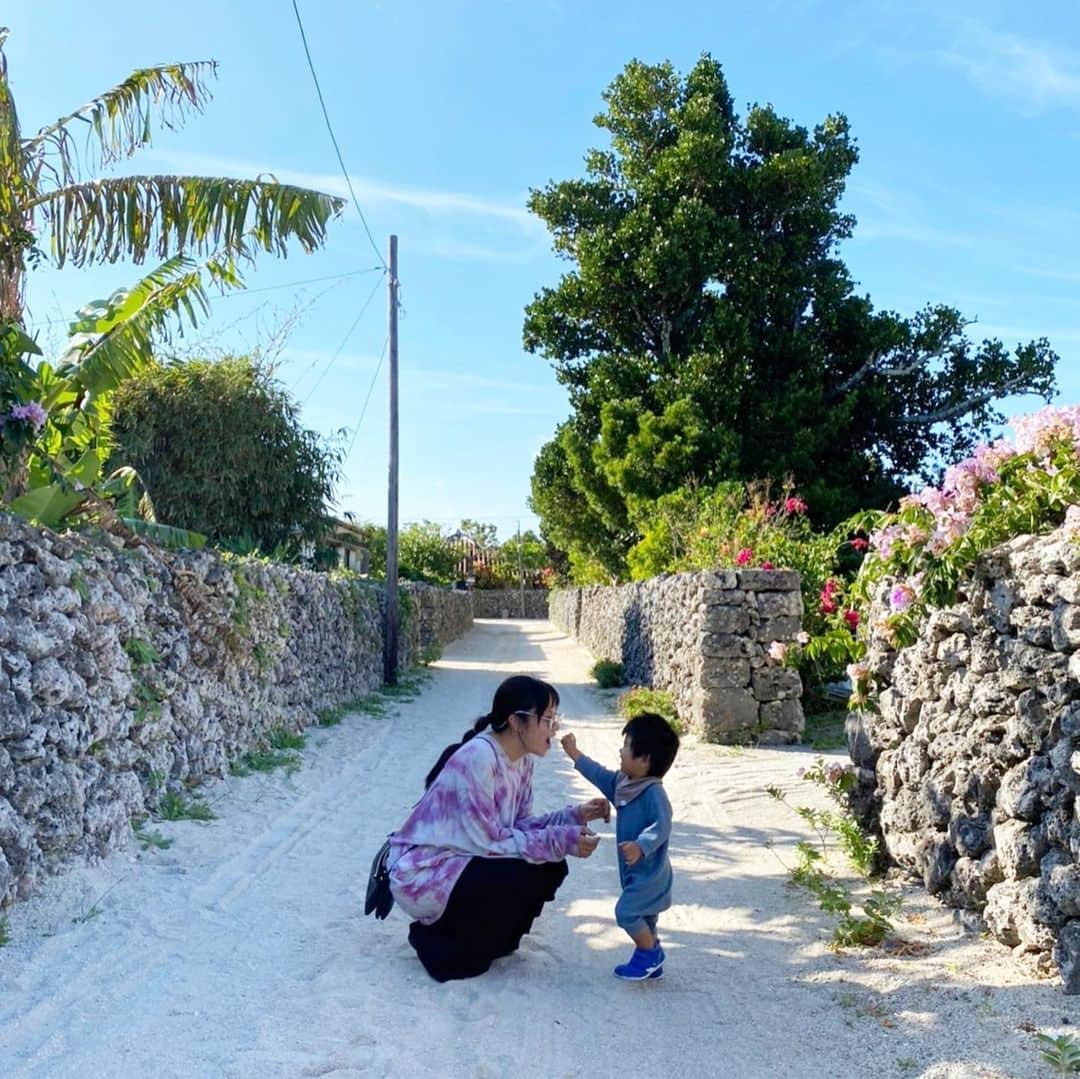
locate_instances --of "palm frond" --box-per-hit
[56,251,247,396]
[29,174,344,268]
[24,62,218,185]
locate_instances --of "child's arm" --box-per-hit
[632,787,673,858]
[561,734,618,802]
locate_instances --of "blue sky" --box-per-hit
[4,0,1079,540]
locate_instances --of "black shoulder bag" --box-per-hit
[364,838,394,919]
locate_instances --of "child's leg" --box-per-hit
[615,895,659,949]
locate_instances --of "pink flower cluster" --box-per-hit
[1012,405,1080,458]
[784,496,808,515]
[819,578,839,615]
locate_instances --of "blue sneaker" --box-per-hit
[614,944,665,981]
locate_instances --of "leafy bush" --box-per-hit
[110,355,340,555]
[617,685,682,734]
[806,405,1080,700]
[590,659,625,688]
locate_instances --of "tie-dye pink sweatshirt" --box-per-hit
[388,731,584,924]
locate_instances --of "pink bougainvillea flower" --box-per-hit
[850,537,869,552]
[843,609,860,630]
[889,583,916,612]
[760,561,775,570]
[736,548,753,566]
[784,496,808,515]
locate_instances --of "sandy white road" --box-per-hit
[0,619,1071,1078]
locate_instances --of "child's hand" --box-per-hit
[560,732,580,761]
[580,796,610,824]
[618,841,643,866]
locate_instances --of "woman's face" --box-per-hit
[514,699,559,757]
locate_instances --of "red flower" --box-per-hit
[819,597,838,615]
[843,609,860,630]
[784,496,808,515]
[736,548,753,566]
[850,537,869,552]
[760,561,775,570]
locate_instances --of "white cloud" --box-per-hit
[941,25,1080,111]
[146,150,541,233]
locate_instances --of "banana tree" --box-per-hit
[0,27,346,544]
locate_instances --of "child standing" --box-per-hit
[561,713,679,981]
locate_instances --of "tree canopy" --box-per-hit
[525,55,1058,580]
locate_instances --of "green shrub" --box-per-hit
[617,685,682,734]
[590,659,625,688]
[110,355,340,556]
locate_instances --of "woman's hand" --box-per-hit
[579,796,611,824]
[571,827,600,858]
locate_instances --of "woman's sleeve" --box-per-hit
[442,751,580,863]
[516,804,586,830]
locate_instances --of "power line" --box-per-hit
[291,0,387,270]
[343,335,389,462]
[296,271,385,401]
[217,265,383,299]
[21,265,383,331]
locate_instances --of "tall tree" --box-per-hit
[525,55,1057,578]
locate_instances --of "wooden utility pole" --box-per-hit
[383,236,400,684]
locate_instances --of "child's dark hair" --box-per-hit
[622,712,679,778]
[424,675,559,788]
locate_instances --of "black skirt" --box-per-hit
[407,857,569,982]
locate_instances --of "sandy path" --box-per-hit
[0,619,1072,1078]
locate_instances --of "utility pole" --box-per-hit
[517,518,525,618]
[384,236,399,684]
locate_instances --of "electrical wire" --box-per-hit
[290,0,388,269]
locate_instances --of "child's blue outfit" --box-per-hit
[573,754,673,942]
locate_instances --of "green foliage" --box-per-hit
[230,749,300,776]
[814,407,1080,709]
[590,659,625,688]
[525,55,1058,579]
[132,825,173,851]
[0,916,9,946]
[123,637,159,668]
[0,34,342,536]
[617,685,682,734]
[109,356,340,553]
[156,791,215,822]
[398,521,459,585]
[267,728,305,751]
[419,644,442,666]
[1037,1034,1080,1074]
[766,757,898,947]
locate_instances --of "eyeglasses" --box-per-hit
[513,710,560,731]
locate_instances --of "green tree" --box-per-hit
[0,30,343,534]
[525,55,1057,579]
[457,518,498,550]
[109,355,340,552]
[399,521,458,585]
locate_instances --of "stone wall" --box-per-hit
[550,570,804,743]
[851,525,1080,991]
[471,589,549,619]
[0,512,471,908]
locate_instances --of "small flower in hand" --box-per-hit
[618,840,643,866]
